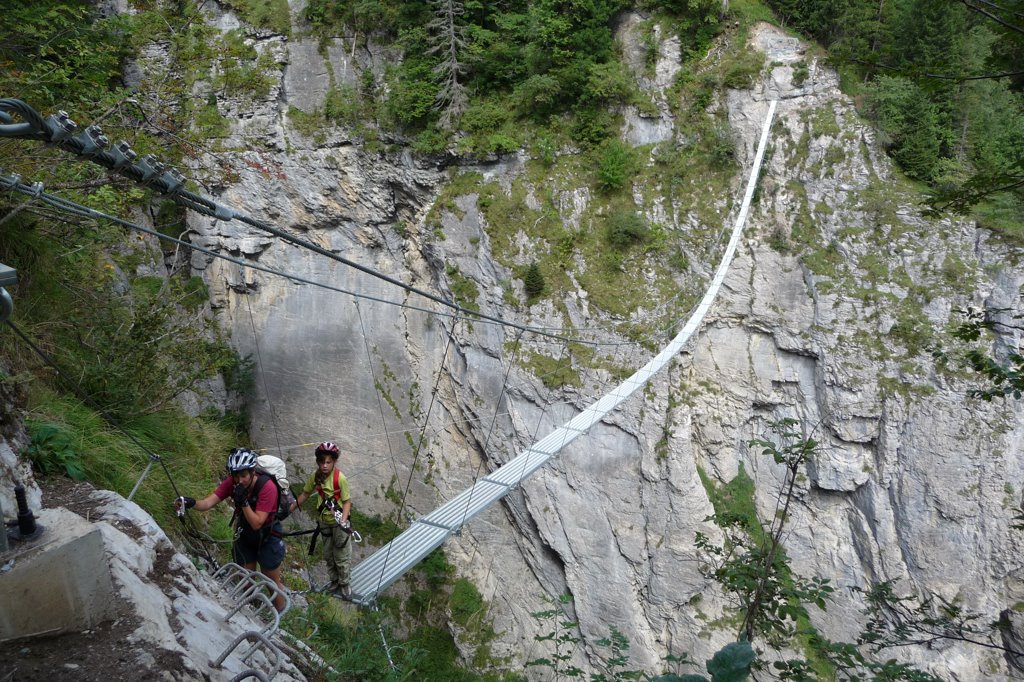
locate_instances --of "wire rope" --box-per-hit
[0,96,712,347]
[354,298,400,484]
[512,338,571,489]
[3,318,221,569]
[0,172,525,335]
[0,172,663,351]
[371,314,459,598]
[457,328,524,530]
[240,269,285,459]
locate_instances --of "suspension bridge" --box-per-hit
[0,95,778,607]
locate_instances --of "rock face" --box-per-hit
[171,5,1024,679]
[0,478,307,681]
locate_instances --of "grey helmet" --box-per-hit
[227,447,258,472]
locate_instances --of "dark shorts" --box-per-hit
[233,522,285,570]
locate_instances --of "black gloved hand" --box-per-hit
[175,496,196,514]
[232,483,248,507]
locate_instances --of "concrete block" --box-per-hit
[0,508,115,641]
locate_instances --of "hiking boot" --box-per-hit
[323,580,339,594]
[333,584,353,601]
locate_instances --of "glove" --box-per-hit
[232,483,248,507]
[175,496,196,514]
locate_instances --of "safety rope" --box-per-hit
[371,313,460,598]
[3,319,221,569]
[240,266,285,460]
[0,98,701,348]
[0,98,584,342]
[0,172,502,335]
[354,298,401,484]
[456,328,525,530]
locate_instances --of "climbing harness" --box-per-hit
[324,498,362,544]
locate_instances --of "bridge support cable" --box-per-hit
[350,100,778,605]
[3,318,222,569]
[371,314,460,598]
[0,97,584,342]
[355,298,401,484]
[456,328,525,531]
[240,266,286,459]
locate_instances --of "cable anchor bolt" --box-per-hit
[72,124,109,158]
[109,140,137,170]
[159,168,186,194]
[43,110,77,143]
[135,154,166,183]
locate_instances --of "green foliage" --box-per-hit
[526,594,585,678]
[524,351,581,390]
[419,546,455,589]
[605,209,649,250]
[194,99,231,138]
[706,641,756,682]
[722,49,764,90]
[597,140,635,192]
[0,0,127,112]
[934,306,1024,400]
[216,30,276,100]
[384,61,441,129]
[304,0,400,38]
[25,422,86,480]
[583,60,636,106]
[447,265,480,312]
[700,421,836,647]
[324,84,364,126]
[219,0,291,35]
[523,261,546,300]
[763,0,1023,214]
[449,577,485,627]
[791,60,809,86]
[0,206,236,422]
[654,640,755,682]
[23,387,238,533]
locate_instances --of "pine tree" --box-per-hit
[524,262,545,299]
[427,0,468,130]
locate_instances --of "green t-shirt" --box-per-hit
[302,469,351,525]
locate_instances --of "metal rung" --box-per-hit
[210,630,281,681]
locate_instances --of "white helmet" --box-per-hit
[227,448,258,472]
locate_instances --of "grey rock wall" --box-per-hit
[165,4,1024,678]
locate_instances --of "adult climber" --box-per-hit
[175,448,287,611]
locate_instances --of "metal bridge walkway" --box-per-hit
[351,100,778,606]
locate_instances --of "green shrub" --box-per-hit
[324,85,362,126]
[384,62,439,129]
[513,74,563,118]
[723,49,764,89]
[605,209,649,249]
[462,100,512,137]
[792,60,809,86]
[26,422,86,480]
[221,0,291,35]
[597,140,634,192]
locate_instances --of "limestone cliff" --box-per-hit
[163,3,1024,679]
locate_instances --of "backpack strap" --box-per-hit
[235,474,276,529]
[315,469,343,504]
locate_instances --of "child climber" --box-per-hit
[290,441,354,600]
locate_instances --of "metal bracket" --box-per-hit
[0,263,16,324]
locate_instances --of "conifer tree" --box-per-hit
[427,0,468,130]
[524,262,545,299]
